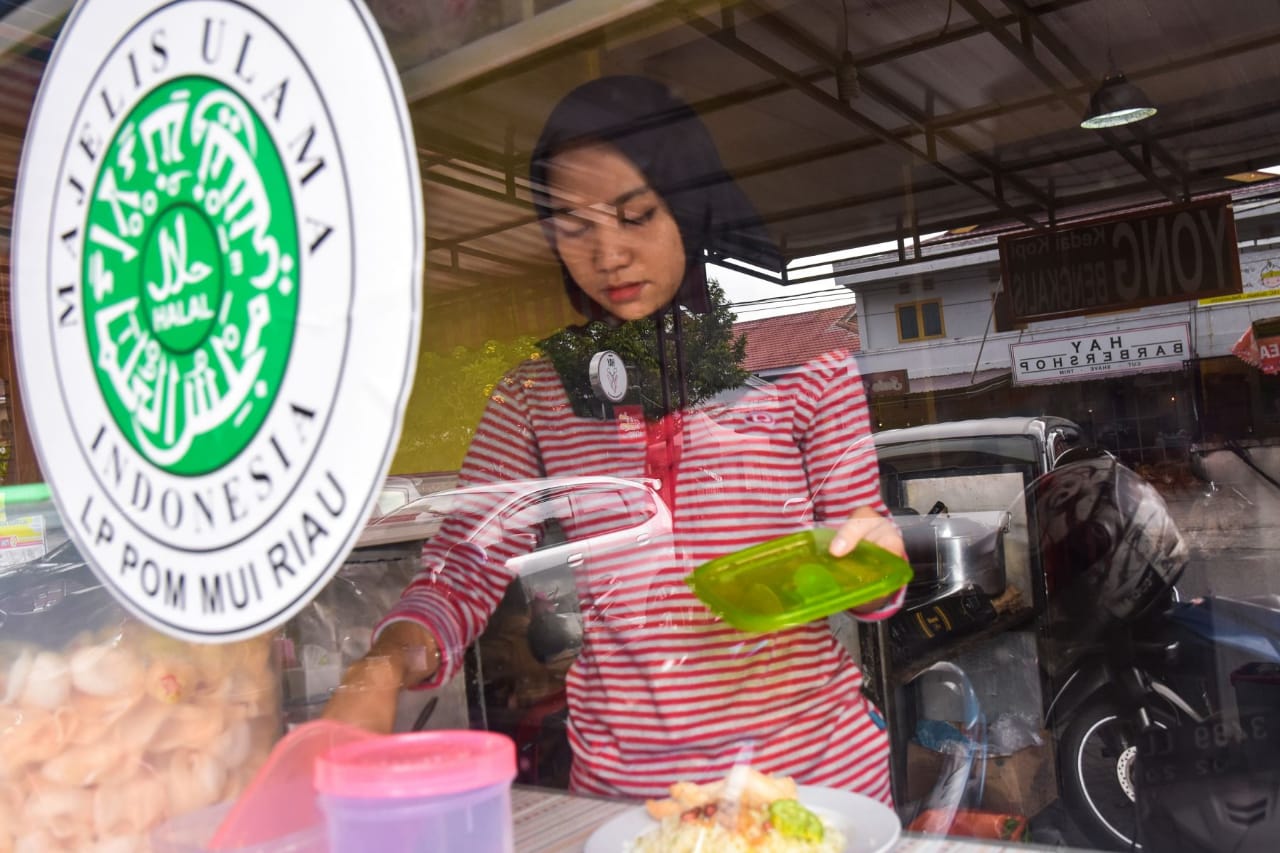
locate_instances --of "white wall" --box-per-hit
[856,264,998,353]
[839,245,1280,381]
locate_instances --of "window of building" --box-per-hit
[896,299,945,342]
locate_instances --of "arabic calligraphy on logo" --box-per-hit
[83,76,299,476]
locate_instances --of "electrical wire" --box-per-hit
[728,288,998,315]
[839,0,849,55]
[730,295,857,315]
[730,287,855,308]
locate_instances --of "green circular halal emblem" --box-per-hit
[82,76,299,476]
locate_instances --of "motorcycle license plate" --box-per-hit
[1138,710,1280,788]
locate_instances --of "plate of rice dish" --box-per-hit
[584,767,901,853]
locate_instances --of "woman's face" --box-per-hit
[546,142,687,322]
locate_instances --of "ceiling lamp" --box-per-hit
[836,52,861,101]
[835,0,860,101]
[1080,72,1158,129]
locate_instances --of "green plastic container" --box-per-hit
[686,528,913,633]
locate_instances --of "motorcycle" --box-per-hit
[1033,457,1280,851]
[1047,593,1280,850]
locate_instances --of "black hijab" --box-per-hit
[530,76,781,321]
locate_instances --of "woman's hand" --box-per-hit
[829,505,906,560]
[321,621,439,734]
[828,505,907,616]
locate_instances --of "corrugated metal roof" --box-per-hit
[734,303,860,372]
[7,0,1280,329]
[907,368,1011,394]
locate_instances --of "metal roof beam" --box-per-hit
[737,0,1052,212]
[805,168,1280,271]
[997,0,1190,185]
[989,94,1280,179]
[425,6,1280,254]
[440,243,552,275]
[675,0,1090,121]
[954,0,1179,202]
[676,4,1044,231]
[431,84,1280,256]
[657,16,1280,192]
[422,168,529,211]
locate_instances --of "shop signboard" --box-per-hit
[1232,316,1280,375]
[999,197,1242,323]
[1199,257,1280,306]
[1258,316,1280,375]
[1264,337,1280,374]
[863,369,909,397]
[11,0,423,642]
[1010,323,1191,386]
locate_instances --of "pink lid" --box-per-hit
[212,719,375,848]
[314,730,516,799]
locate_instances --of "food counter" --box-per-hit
[0,480,1081,851]
[510,786,1092,853]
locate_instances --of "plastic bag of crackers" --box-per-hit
[0,541,281,852]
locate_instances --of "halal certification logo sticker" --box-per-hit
[13,0,422,642]
[85,76,300,476]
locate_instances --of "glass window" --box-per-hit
[896,299,945,342]
[921,301,943,337]
[567,486,645,536]
[898,304,920,341]
[4,2,1280,849]
[501,492,572,539]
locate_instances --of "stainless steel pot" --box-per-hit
[896,510,1010,600]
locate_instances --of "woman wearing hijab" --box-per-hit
[326,76,906,804]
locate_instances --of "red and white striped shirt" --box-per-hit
[380,348,899,803]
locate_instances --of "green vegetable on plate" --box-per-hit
[768,799,824,842]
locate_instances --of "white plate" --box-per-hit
[584,785,901,853]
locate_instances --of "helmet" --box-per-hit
[1028,457,1187,635]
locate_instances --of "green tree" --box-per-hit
[540,280,748,419]
[391,281,745,472]
[392,335,541,473]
